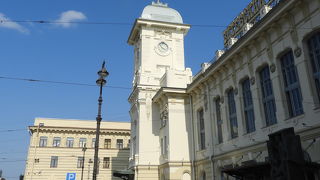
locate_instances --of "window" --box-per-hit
[215,98,223,144]
[39,136,47,147]
[52,137,61,147]
[132,137,136,156]
[242,79,256,133]
[104,139,111,149]
[117,139,123,149]
[280,51,304,117]
[160,138,164,155]
[79,138,87,148]
[77,157,84,168]
[228,89,238,138]
[260,66,277,126]
[307,32,320,102]
[103,157,110,168]
[164,136,168,155]
[66,137,74,148]
[198,109,206,150]
[50,156,58,168]
[92,138,96,148]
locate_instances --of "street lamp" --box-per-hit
[92,61,109,180]
[81,143,87,180]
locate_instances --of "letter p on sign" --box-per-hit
[66,173,76,180]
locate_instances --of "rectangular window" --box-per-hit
[77,157,84,168]
[66,137,74,148]
[52,137,61,147]
[198,109,206,150]
[307,32,320,101]
[79,138,87,148]
[164,136,168,155]
[92,138,96,148]
[215,98,223,144]
[280,51,304,117]
[104,139,111,149]
[132,137,136,156]
[260,66,277,126]
[39,136,47,147]
[242,79,256,133]
[50,156,58,168]
[160,138,164,155]
[228,90,238,138]
[117,139,123,149]
[103,157,110,169]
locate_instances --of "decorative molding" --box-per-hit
[234,88,239,95]
[294,47,302,57]
[270,63,276,73]
[250,77,256,85]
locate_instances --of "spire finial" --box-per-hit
[152,0,167,7]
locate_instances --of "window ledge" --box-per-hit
[284,113,305,123]
[242,131,257,138]
[261,123,278,133]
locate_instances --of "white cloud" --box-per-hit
[55,10,87,28]
[0,13,29,33]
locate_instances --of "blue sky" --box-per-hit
[0,0,251,179]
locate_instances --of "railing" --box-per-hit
[223,0,283,48]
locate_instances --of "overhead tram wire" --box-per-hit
[0,19,316,30]
[0,76,318,105]
[0,76,131,90]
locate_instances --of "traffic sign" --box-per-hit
[66,173,76,180]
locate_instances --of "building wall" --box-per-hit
[188,0,320,179]
[24,118,130,180]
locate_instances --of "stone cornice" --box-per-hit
[128,18,190,45]
[152,87,187,103]
[29,126,130,135]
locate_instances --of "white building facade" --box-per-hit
[128,0,320,179]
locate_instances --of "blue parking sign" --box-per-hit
[66,173,76,180]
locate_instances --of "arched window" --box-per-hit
[306,32,320,102]
[227,89,238,138]
[259,66,277,126]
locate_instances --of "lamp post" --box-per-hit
[81,143,87,180]
[92,61,109,180]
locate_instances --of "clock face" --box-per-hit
[158,42,169,53]
[155,42,170,56]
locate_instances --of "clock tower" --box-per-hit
[128,1,192,180]
[128,1,191,87]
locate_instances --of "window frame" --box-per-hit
[79,138,87,148]
[104,139,111,149]
[306,32,320,102]
[77,157,84,168]
[117,139,124,149]
[52,137,61,147]
[227,89,238,138]
[50,156,58,168]
[215,97,223,144]
[242,78,256,133]
[280,50,304,117]
[103,157,110,169]
[260,66,277,126]
[39,136,47,147]
[66,137,74,148]
[198,109,206,150]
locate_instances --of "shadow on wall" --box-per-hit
[110,148,131,180]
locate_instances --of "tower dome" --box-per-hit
[140,1,183,24]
